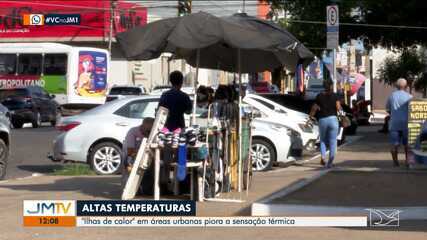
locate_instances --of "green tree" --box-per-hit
[268,0,427,50]
[377,48,426,94]
[414,73,427,97]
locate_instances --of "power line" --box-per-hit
[287,19,427,30]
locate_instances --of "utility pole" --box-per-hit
[243,0,246,13]
[108,0,117,55]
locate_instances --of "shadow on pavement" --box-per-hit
[17,164,64,174]
[11,125,58,133]
[0,176,122,199]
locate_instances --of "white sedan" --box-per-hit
[52,96,161,175]
[244,94,319,151]
[51,95,206,175]
[250,116,302,171]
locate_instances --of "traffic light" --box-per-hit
[178,0,191,16]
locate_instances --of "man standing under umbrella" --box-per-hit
[159,71,192,131]
[158,71,192,187]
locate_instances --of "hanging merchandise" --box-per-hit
[177,139,188,181]
[308,59,324,82]
[295,63,305,94]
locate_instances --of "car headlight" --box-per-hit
[298,123,313,133]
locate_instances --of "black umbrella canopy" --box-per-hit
[117,12,314,73]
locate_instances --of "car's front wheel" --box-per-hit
[0,138,9,180]
[251,138,275,171]
[89,142,123,175]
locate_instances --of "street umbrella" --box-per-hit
[117,11,314,193]
[116,12,314,72]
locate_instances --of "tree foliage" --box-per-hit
[377,48,426,93]
[268,0,427,50]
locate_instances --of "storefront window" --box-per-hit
[18,54,42,75]
[0,54,17,74]
[44,54,67,75]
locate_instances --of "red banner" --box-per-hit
[0,0,147,40]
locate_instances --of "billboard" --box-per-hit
[0,0,147,41]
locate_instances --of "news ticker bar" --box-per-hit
[25,216,368,227]
[23,200,368,227]
[23,200,196,217]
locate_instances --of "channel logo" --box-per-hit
[23,14,44,26]
[23,200,76,216]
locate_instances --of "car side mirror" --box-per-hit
[50,94,56,99]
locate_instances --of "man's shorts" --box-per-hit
[389,130,408,146]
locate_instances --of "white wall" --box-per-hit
[109,60,130,88]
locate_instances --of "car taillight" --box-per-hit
[56,121,81,131]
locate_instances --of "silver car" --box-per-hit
[0,103,11,180]
[51,96,160,175]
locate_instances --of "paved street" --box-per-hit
[5,124,61,179]
[4,124,321,180]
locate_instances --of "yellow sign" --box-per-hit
[408,100,427,147]
[409,100,427,122]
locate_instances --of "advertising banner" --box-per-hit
[0,74,66,93]
[0,0,147,40]
[407,99,427,147]
[75,51,107,97]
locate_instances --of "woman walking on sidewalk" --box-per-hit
[308,80,342,168]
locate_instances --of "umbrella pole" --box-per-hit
[192,49,200,125]
[237,48,243,193]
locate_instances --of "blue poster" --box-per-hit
[76,51,108,97]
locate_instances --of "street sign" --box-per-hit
[326,5,339,49]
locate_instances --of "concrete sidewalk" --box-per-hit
[1,126,427,239]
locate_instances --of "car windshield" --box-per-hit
[259,94,314,114]
[109,87,142,95]
[0,89,28,100]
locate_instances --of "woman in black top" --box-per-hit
[309,80,342,168]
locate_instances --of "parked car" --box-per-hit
[0,103,10,180]
[106,85,147,102]
[150,86,195,96]
[150,85,171,95]
[250,110,303,171]
[0,86,59,128]
[51,95,160,175]
[263,93,358,140]
[244,94,319,151]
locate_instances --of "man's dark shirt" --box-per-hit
[158,88,192,130]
